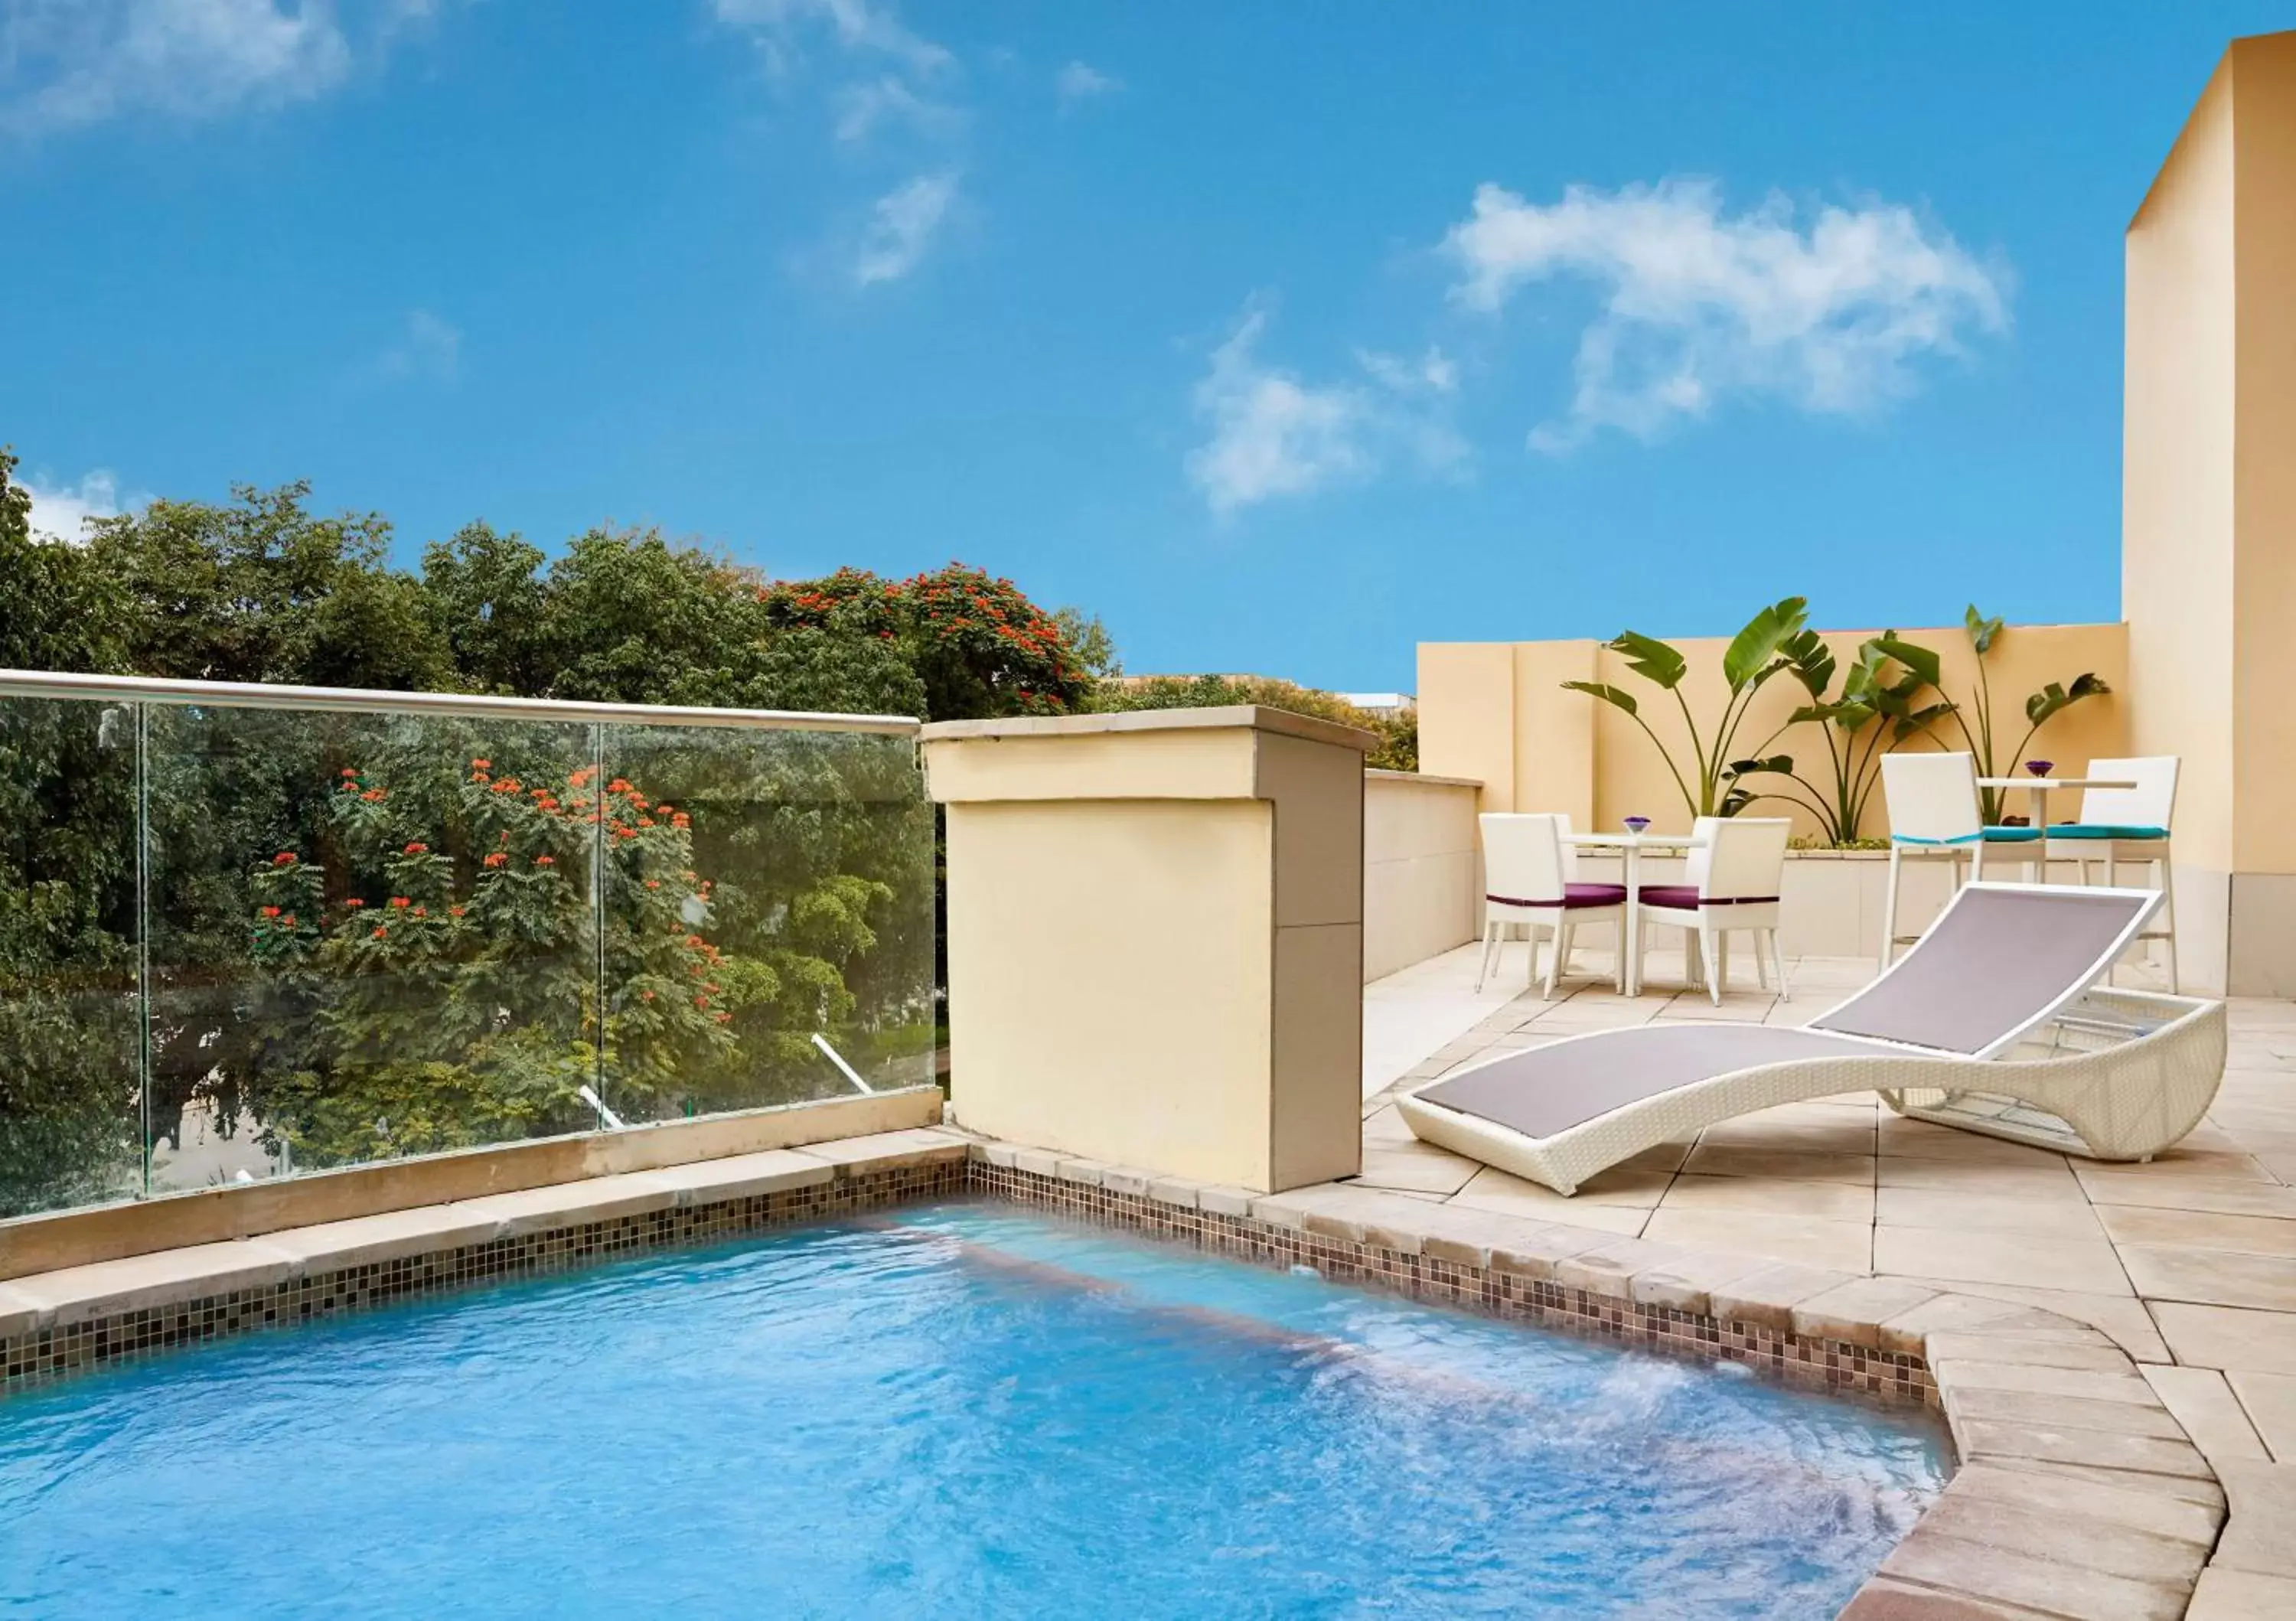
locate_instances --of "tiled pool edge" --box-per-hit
[970,1143,2235,1619]
[0,1126,2242,1617]
[0,1136,967,1392]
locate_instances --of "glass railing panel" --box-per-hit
[141,705,601,1189]
[0,696,143,1217]
[595,726,934,1124]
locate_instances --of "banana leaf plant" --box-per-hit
[1562,597,1810,820]
[1726,631,1955,844]
[1947,606,2112,824]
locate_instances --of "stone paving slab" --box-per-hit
[1352,945,2296,1616]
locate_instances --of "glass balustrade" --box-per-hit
[0,676,931,1219]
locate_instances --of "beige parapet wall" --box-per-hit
[1417,621,2131,843]
[925,707,1370,1193]
[2125,30,2296,996]
[1363,769,1480,980]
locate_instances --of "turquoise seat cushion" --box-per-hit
[1892,827,2040,846]
[2048,824,2170,840]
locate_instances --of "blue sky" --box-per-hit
[1,2,2284,690]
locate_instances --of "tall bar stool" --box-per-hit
[1878,752,2040,969]
[2044,755,2180,992]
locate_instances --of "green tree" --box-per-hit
[418,521,556,697]
[0,445,129,673]
[87,481,455,690]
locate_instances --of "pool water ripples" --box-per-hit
[0,1201,1945,1618]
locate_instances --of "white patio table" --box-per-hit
[1561,830,1704,996]
[1976,776,2137,881]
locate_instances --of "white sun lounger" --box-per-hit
[1398,883,2226,1195]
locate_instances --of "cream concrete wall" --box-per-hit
[2125,31,2296,993]
[1421,621,2128,843]
[1363,770,1480,981]
[1417,643,1524,810]
[2128,50,2238,994]
[925,707,1370,1193]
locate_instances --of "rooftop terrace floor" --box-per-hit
[1360,939,2296,1471]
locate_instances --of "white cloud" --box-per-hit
[1186,306,1465,517]
[710,0,951,78]
[852,171,958,285]
[1440,178,2011,451]
[0,0,404,134]
[19,468,137,543]
[1355,345,1459,397]
[833,73,957,142]
[1054,60,1118,107]
[370,308,461,382]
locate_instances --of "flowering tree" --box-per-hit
[760,562,1091,719]
[235,738,916,1169]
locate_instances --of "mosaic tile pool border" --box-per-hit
[1,1158,965,1393]
[967,1159,1934,1406]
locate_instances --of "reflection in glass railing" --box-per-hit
[599,724,937,1124]
[0,676,929,1219]
[0,697,142,1216]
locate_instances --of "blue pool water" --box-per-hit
[0,1202,1945,1617]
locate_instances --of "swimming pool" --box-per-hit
[0,1202,1946,1616]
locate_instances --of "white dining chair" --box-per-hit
[1878,752,2041,969]
[2044,755,2180,992]
[1476,812,1629,998]
[1636,817,1792,1005]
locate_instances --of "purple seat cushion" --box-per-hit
[1564,882,1627,908]
[1637,884,1779,909]
[1486,882,1626,910]
[1637,883,1701,909]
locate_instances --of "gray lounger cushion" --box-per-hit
[1414,1025,1888,1140]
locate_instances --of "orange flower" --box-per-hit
[713,1011,732,1024]
[282,914,296,928]
[608,778,631,794]
[403,842,428,855]
[448,905,466,918]
[644,879,660,889]
[344,898,365,909]
[655,804,673,817]
[413,905,426,917]
[471,758,491,771]
[390,896,411,908]
[534,854,556,867]
[693,994,710,1009]
[273,851,297,866]
[371,925,388,939]
[341,768,359,778]
[482,852,507,868]
[259,905,281,918]
[360,788,385,802]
